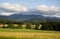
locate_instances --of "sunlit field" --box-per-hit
[0,28,60,39]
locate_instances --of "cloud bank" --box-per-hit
[0,3,60,17]
[35,5,60,17]
[0,3,28,16]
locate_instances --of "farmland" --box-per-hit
[0,28,60,39]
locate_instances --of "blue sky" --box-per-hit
[0,0,60,8]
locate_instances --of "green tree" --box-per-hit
[26,23,31,29]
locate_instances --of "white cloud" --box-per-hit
[43,13,60,18]
[50,6,60,12]
[54,13,60,17]
[36,5,50,11]
[0,3,28,12]
[0,12,15,16]
[36,5,60,12]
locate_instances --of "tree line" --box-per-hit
[0,20,60,31]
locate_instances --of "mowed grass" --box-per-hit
[0,28,60,39]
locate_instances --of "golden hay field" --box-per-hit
[0,32,60,39]
[0,29,60,39]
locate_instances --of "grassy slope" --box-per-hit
[0,28,60,39]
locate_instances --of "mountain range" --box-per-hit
[0,13,60,22]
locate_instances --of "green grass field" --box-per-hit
[0,28,60,39]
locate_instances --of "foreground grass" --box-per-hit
[0,28,60,33]
[0,28,60,39]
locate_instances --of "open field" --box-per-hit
[0,28,60,39]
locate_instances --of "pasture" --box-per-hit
[0,28,60,39]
